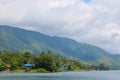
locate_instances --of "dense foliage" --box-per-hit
[0,50,108,72]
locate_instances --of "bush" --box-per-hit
[29,69,36,73]
[13,69,21,72]
[36,68,48,73]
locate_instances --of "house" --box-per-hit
[6,64,11,71]
[59,64,69,71]
[21,63,32,70]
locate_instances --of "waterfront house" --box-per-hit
[21,63,32,70]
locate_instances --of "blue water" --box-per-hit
[0,71,120,80]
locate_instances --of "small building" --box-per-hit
[6,64,11,71]
[21,63,32,70]
[59,64,69,71]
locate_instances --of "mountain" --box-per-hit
[0,25,120,69]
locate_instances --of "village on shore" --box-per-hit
[0,50,109,73]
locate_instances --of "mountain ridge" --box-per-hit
[0,25,120,69]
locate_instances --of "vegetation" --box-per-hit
[0,50,109,72]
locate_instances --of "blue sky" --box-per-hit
[0,0,120,54]
[82,0,91,3]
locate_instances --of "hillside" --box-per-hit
[0,25,120,69]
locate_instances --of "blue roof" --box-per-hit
[23,63,32,67]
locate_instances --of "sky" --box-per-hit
[0,0,120,54]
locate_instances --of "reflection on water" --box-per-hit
[0,71,120,80]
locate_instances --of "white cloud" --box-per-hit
[0,0,120,54]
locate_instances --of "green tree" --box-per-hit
[35,51,57,72]
[0,59,5,71]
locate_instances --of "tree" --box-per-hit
[35,52,57,72]
[99,63,105,70]
[0,59,5,71]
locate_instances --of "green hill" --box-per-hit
[0,25,120,69]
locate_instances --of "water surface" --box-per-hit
[0,71,119,80]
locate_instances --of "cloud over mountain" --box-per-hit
[0,0,120,54]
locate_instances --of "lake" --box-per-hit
[0,71,120,80]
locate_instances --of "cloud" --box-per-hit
[0,0,120,54]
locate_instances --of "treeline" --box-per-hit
[0,50,108,72]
